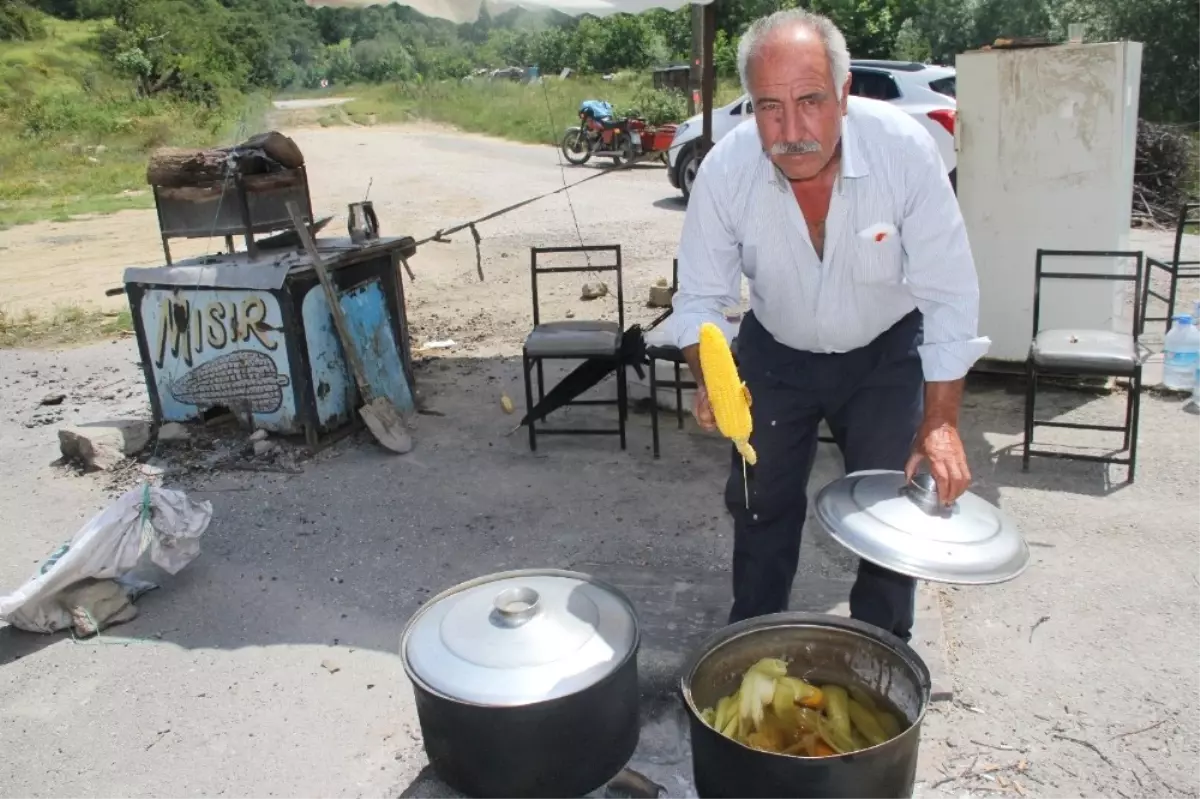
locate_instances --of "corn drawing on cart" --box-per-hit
[122,235,418,450]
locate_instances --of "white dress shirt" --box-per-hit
[671,96,990,382]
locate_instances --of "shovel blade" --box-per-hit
[358,397,413,454]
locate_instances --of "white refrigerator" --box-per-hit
[955,41,1143,364]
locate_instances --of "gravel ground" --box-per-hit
[0,123,1197,799]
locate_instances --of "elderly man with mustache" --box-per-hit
[671,9,989,641]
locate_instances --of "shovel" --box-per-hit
[286,202,413,454]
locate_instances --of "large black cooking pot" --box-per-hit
[400,569,642,798]
[680,612,931,799]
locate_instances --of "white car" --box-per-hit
[666,60,958,201]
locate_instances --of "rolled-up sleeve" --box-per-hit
[671,152,743,351]
[900,137,991,381]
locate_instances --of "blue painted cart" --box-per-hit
[122,236,418,449]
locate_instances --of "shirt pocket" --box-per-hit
[848,229,904,285]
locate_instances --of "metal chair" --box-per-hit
[522,245,626,452]
[1023,249,1147,481]
[1141,201,1199,331]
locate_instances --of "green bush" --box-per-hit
[617,87,688,126]
[19,89,133,137]
[0,2,48,42]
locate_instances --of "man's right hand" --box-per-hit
[693,384,717,432]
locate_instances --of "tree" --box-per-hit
[891,18,932,62]
[1073,0,1199,122]
[809,0,900,58]
[353,37,416,82]
[54,0,1195,126]
[462,3,492,45]
[714,29,739,77]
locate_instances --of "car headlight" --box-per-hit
[672,122,690,141]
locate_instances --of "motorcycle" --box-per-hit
[560,99,646,167]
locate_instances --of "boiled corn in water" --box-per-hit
[697,657,907,758]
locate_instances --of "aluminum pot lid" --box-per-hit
[401,569,640,706]
[814,470,1029,585]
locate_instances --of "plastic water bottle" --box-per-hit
[1193,354,1200,408]
[1162,314,1199,391]
[1193,307,1200,407]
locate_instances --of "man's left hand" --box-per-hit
[905,419,971,505]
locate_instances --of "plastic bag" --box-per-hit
[0,486,213,634]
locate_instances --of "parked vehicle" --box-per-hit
[561,100,676,167]
[666,60,959,201]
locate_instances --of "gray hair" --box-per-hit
[736,9,851,98]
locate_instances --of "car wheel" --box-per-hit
[678,147,699,202]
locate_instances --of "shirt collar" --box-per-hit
[766,110,869,191]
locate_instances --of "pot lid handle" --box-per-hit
[903,471,954,516]
[492,586,541,628]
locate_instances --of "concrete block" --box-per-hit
[58,421,151,471]
[647,285,674,308]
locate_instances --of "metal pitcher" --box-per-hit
[348,201,380,243]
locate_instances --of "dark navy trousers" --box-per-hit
[724,309,924,641]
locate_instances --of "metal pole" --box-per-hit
[689,2,703,116]
[699,0,716,154]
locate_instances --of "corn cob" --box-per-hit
[698,322,756,465]
[170,350,290,414]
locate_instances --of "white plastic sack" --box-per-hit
[0,486,213,634]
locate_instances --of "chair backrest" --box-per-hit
[529,245,624,330]
[1033,249,1145,339]
[1171,201,1199,267]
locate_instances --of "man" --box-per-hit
[671,9,990,641]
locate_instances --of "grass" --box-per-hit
[306,75,744,145]
[0,16,267,229]
[0,305,133,349]
[2,18,732,228]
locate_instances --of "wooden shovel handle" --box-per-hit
[285,201,375,403]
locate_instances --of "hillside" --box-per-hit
[1,0,1195,231]
[0,15,258,228]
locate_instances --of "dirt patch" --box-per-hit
[0,122,686,349]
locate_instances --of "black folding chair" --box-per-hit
[1023,249,1146,481]
[522,245,626,452]
[1140,201,1199,332]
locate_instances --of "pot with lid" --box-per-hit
[814,470,1029,585]
[677,473,1026,798]
[400,568,642,798]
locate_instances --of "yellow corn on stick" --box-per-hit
[698,322,757,508]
